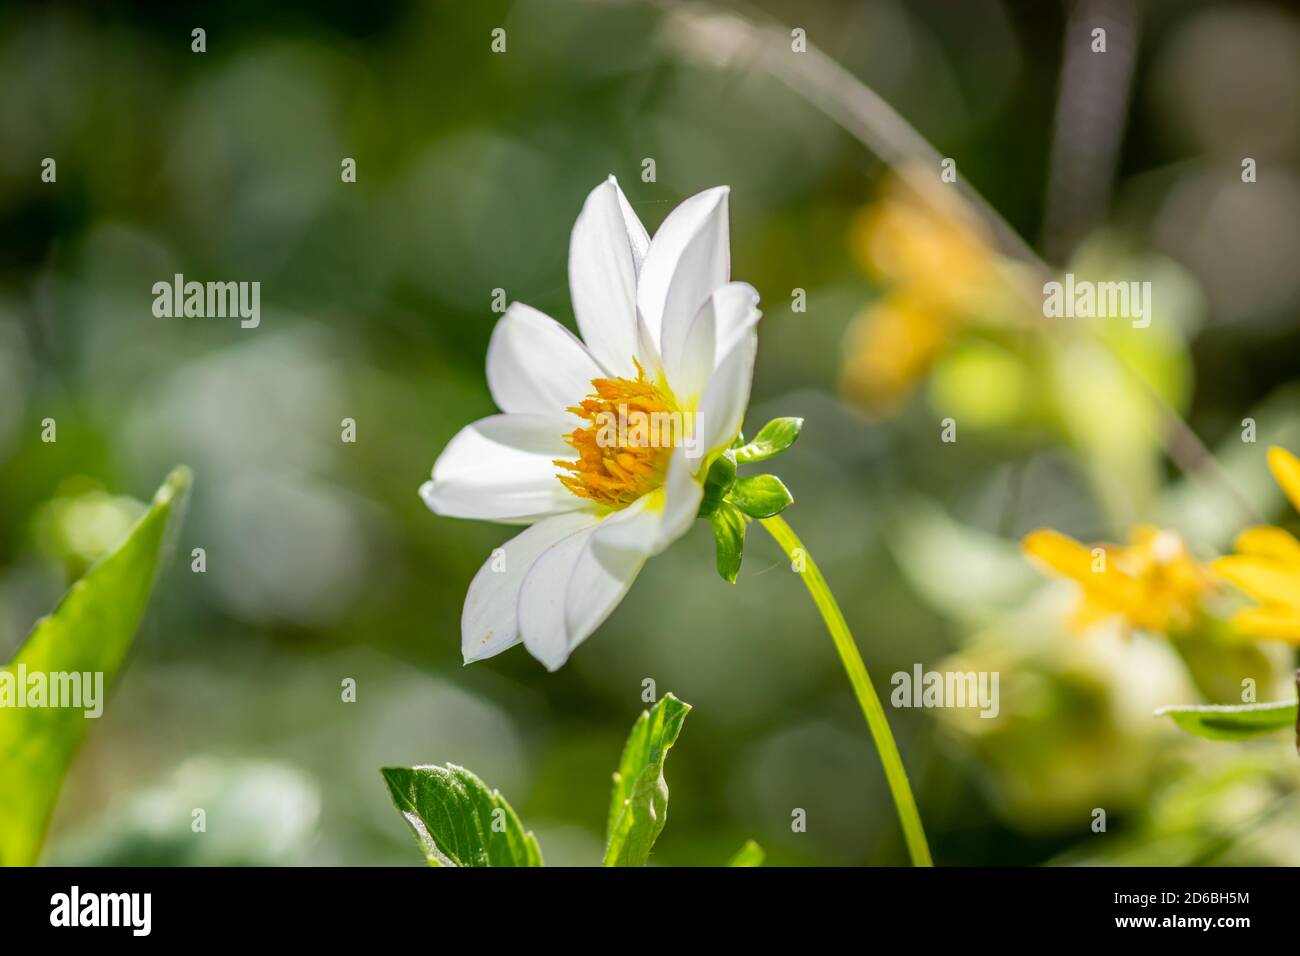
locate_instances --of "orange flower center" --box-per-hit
[555,359,678,509]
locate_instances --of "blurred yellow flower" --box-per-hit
[839,290,952,412]
[849,176,995,309]
[1022,525,1211,635]
[839,171,1024,415]
[1213,446,1300,644]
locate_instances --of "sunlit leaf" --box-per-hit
[0,466,191,867]
[604,693,691,866]
[380,764,543,867]
[726,839,765,866]
[1155,700,1297,741]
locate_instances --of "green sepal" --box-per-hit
[708,501,749,583]
[727,474,794,519]
[734,417,802,464]
[698,450,737,517]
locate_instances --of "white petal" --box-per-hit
[665,282,760,407]
[639,186,730,363]
[569,177,648,377]
[487,303,605,414]
[612,177,651,275]
[634,308,663,374]
[519,522,645,671]
[421,413,579,522]
[461,511,600,664]
[595,448,703,554]
[697,328,757,459]
[708,282,762,366]
[566,531,646,664]
[666,293,714,409]
[656,447,707,538]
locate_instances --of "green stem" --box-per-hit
[760,514,933,867]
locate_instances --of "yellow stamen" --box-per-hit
[555,358,677,509]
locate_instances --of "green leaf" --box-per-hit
[708,502,748,583]
[380,764,543,867]
[726,839,765,867]
[1155,700,1298,741]
[0,466,191,867]
[734,417,802,463]
[698,451,737,517]
[604,693,691,866]
[727,474,794,518]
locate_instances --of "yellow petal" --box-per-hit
[1267,446,1300,515]
[1228,606,1300,644]
[1023,529,1145,609]
[839,294,949,413]
[1212,555,1300,609]
[1067,596,1118,633]
[1022,529,1095,581]
[848,173,993,303]
[1232,525,1300,563]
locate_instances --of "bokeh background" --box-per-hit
[3,0,1300,866]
